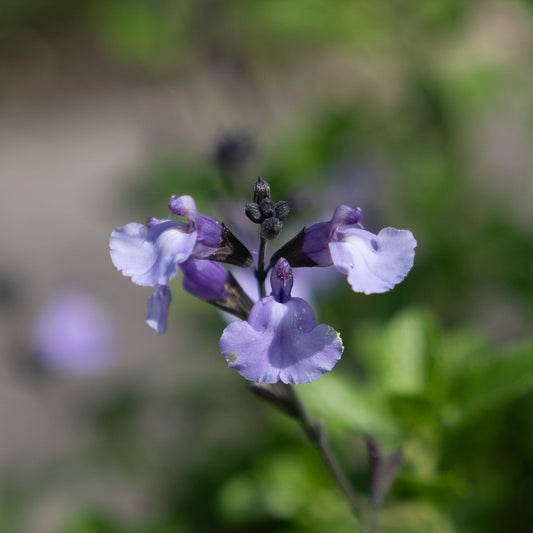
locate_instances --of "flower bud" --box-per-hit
[259,197,276,219]
[253,177,271,204]
[245,202,262,223]
[271,258,293,303]
[261,217,282,240]
[275,201,290,221]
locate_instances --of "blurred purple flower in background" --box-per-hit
[31,290,118,376]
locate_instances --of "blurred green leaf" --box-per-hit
[448,341,533,422]
[218,449,362,532]
[218,451,322,522]
[92,0,187,69]
[432,329,488,381]
[61,510,122,533]
[379,501,454,533]
[357,308,436,395]
[298,373,401,443]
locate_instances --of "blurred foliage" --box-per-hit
[3,0,533,532]
[0,0,470,69]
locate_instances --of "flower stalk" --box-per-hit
[252,252,370,531]
[256,235,268,298]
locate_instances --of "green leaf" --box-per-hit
[447,341,533,422]
[298,373,401,443]
[379,501,454,533]
[357,308,436,395]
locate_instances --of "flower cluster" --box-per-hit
[110,179,416,384]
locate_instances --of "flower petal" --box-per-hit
[168,195,198,220]
[219,297,343,384]
[146,285,171,334]
[299,206,363,266]
[329,227,416,294]
[301,221,333,266]
[192,214,223,258]
[110,220,197,286]
[278,323,343,384]
[181,258,228,301]
[220,320,281,383]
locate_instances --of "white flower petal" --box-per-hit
[110,221,197,287]
[329,227,416,294]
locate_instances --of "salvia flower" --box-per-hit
[219,258,343,384]
[275,205,417,295]
[110,195,223,333]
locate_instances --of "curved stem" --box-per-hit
[285,385,370,529]
[253,234,371,531]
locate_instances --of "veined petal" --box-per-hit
[146,285,171,334]
[219,297,343,384]
[329,227,416,294]
[110,220,197,287]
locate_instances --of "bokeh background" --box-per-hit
[1,1,533,532]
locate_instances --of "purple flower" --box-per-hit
[110,195,222,333]
[219,259,343,384]
[279,205,417,295]
[110,195,222,288]
[32,290,118,376]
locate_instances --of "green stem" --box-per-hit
[253,235,370,531]
[285,385,370,530]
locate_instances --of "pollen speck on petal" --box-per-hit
[225,352,239,363]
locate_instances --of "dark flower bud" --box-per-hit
[261,217,282,240]
[259,197,276,218]
[253,177,271,204]
[274,201,290,220]
[245,203,262,223]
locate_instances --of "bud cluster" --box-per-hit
[245,177,290,240]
